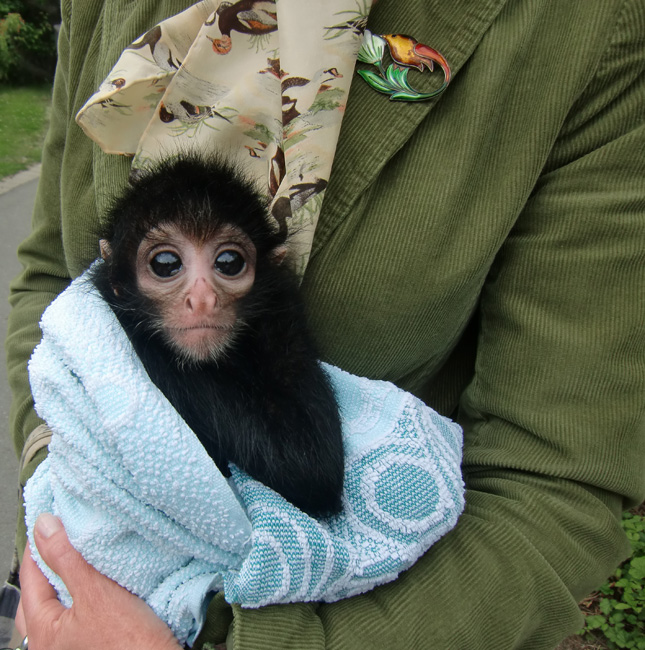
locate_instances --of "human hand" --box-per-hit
[16,513,182,650]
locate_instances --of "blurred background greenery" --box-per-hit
[0,1,59,84]
[0,84,51,177]
[0,1,57,177]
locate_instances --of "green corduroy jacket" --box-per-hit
[6,0,645,648]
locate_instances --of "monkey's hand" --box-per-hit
[16,514,182,650]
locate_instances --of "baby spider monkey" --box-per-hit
[91,154,344,516]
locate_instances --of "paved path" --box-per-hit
[0,167,40,576]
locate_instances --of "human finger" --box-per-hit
[31,513,102,601]
[19,539,63,625]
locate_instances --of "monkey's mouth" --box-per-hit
[163,323,238,366]
[169,324,234,332]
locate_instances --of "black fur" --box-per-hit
[91,154,344,516]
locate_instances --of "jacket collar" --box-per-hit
[312,0,509,258]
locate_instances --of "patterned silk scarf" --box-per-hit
[76,0,371,272]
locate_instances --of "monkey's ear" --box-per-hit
[98,239,120,296]
[271,246,288,266]
[99,239,113,261]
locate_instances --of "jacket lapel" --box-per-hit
[312,0,509,258]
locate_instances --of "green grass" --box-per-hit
[0,84,52,178]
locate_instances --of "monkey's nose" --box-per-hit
[186,280,217,313]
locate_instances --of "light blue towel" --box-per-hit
[25,270,464,646]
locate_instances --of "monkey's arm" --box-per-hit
[233,357,345,518]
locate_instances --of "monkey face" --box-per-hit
[135,222,257,364]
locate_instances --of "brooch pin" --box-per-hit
[357,30,451,101]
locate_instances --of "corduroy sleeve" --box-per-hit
[4,1,75,556]
[5,4,73,458]
[216,3,645,649]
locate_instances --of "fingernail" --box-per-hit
[35,513,62,539]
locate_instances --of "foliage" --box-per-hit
[0,84,51,177]
[579,506,645,649]
[0,0,60,83]
[0,11,22,80]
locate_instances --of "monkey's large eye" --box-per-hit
[150,251,182,277]
[215,250,245,276]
